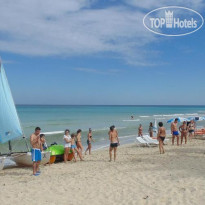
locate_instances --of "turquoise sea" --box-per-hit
[1,105,205,154]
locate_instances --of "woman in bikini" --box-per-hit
[157,122,166,154]
[179,121,188,144]
[148,122,153,138]
[85,128,95,155]
[71,133,83,162]
[76,129,83,156]
[188,120,195,141]
[138,124,143,136]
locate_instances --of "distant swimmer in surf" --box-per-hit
[109,126,119,162]
[131,116,134,120]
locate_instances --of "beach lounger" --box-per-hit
[136,137,150,147]
[195,129,205,136]
[142,135,159,145]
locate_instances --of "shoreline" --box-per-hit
[3,134,173,167]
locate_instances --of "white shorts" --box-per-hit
[64,144,71,148]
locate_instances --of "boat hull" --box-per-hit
[12,151,51,167]
[0,157,5,170]
[46,145,74,163]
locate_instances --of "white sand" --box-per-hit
[1,138,205,205]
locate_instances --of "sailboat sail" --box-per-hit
[0,62,23,143]
[153,119,157,136]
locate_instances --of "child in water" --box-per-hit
[71,133,83,162]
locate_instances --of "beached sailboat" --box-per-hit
[0,60,50,168]
[0,156,5,170]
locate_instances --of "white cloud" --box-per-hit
[0,0,203,65]
[74,67,121,75]
[123,0,205,10]
[0,0,157,65]
[1,59,16,64]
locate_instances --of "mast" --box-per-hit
[8,141,12,153]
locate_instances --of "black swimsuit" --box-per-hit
[159,136,165,142]
[87,136,92,145]
[110,143,118,148]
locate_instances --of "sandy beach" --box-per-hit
[1,138,205,205]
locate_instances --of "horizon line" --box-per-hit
[16,104,205,106]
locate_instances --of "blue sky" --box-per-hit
[0,0,205,105]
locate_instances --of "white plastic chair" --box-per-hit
[142,135,159,145]
[136,137,150,147]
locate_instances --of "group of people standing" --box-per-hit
[30,119,196,176]
[138,122,156,137]
[63,128,94,163]
[138,122,167,154]
[171,119,196,146]
[30,125,120,176]
[137,119,197,154]
[63,125,120,162]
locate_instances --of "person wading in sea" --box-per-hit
[138,124,143,136]
[85,128,95,155]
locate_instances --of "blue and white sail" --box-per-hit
[153,119,157,137]
[0,62,23,143]
[153,119,157,132]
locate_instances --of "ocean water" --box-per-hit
[1,105,205,154]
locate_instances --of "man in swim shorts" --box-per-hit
[30,127,42,176]
[109,126,119,162]
[171,118,179,146]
